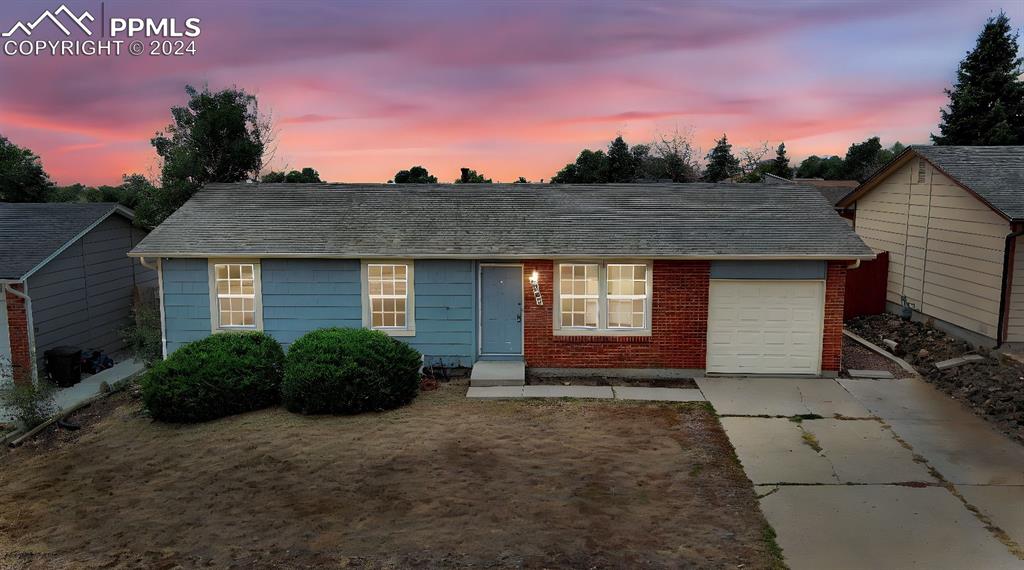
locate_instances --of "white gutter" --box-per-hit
[3,283,38,382]
[128,252,878,261]
[137,257,166,359]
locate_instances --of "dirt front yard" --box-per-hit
[0,383,779,569]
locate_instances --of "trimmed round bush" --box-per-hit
[141,331,284,423]
[282,327,422,414]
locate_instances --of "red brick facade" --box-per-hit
[822,262,847,373]
[521,259,847,373]
[4,285,33,384]
[522,260,710,369]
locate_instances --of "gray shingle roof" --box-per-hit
[911,146,1024,220]
[130,183,873,260]
[0,203,128,280]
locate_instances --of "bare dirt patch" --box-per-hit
[848,315,1024,443]
[0,383,777,569]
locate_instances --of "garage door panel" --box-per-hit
[707,280,824,375]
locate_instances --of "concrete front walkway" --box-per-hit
[697,376,1024,570]
[466,384,705,402]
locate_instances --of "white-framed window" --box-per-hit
[607,264,648,329]
[559,263,599,328]
[362,261,415,336]
[208,261,262,331]
[555,261,651,335]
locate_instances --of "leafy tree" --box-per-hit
[455,168,492,183]
[98,174,155,210]
[795,155,845,179]
[142,85,269,227]
[393,166,437,184]
[261,167,322,183]
[767,142,792,178]
[47,183,88,203]
[0,134,52,202]
[703,134,740,182]
[842,137,885,181]
[551,149,609,183]
[514,176,529,184]
[933,12,1024,145]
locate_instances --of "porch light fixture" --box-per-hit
[529,270,543,305]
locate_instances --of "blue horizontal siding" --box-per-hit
[161,258,478,366]
[262,259,363,347]
[261,259,478,363]
[162,258,211,353]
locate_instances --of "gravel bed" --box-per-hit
[848,314,1024,443]
[841,336,914,378]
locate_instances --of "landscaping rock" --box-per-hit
[847,314,1024,443]
[934,355,985,370]
[882,339,898,352]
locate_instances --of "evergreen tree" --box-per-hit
[606,136,637,182]
[767,142,792,178]
[703,134,740,182]
[932,12,1024,145]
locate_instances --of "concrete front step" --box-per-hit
[470,377,526,387]
[469,360,525,387]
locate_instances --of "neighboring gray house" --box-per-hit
[0,203,155,381]
[130,183,872,379]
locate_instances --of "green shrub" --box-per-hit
[121,302,162,366]
[141,331,284,423]
[0,361,57,429]
[282,328,422,415]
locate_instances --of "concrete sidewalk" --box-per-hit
[1,359,144,426]
[698,376,1024,570]
[466,384,706,402]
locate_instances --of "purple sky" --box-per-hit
[0,0,1019,185]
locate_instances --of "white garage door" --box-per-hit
[707,280,824,375]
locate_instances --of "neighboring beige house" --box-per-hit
[839,146,1024,347]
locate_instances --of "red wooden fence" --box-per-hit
[844,251,888,321]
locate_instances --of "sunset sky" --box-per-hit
[0,0,1020,186]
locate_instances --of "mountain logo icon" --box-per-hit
[2,4,94,37]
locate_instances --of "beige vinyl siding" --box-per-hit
[1006,246,1024,342]
[855,158,1010,340]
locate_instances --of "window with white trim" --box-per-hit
[559,264,599,327]
[556,262,651,333]
[213,263,258,329]
[367,263,410,329]
[607,264,648,328]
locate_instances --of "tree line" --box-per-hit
[1,11,1021,227]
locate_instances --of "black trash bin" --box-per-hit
[45,346,82,387]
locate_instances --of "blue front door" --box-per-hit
[480,265,523,355]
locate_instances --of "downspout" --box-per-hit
[137,257,166,358]
[996,226,1024,347]
[847,259,861,270]
[3,282,38,382]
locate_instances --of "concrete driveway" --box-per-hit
[697,376,1024,570]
